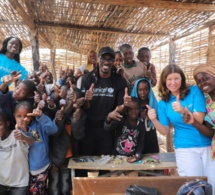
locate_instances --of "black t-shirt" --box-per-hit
[104,117,145,156]
[81,72,127,127]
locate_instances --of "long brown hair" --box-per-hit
[158,64,189,102]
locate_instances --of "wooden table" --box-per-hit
[68,152,177,176]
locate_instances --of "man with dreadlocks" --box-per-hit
[79,46,127,159]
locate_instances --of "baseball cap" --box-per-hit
[98,46,115,58]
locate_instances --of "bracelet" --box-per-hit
[135,153,141,160]
[48,103,56,110]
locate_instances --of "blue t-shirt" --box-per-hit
[0,54,28,84]
[158,85,211,149]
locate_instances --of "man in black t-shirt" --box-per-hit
[80,46,127,156]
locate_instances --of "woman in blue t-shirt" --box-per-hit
[147,65,213,181]
[0,37,28,84]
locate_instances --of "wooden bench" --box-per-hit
[73,176,207,195]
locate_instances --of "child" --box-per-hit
[13,101,58,195]
[119,44,148,90]
[0,75,36,130]
[104,97,145,163]
[113,51,124,76]
[0,111,34,195]
[48,87,86,194]
[137,47,157,87]
[131,78,159,154]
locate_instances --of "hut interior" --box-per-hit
[1,0,215,85]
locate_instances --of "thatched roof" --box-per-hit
[1,0,215,55]
[1,0,215,84]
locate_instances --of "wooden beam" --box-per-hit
[39,21,168,37]
[50,50,57,82]
[0,20,24,25]
[8,0,51,48]
[75,0,215,11]
[29,30,40,71]
[152,19,215,50]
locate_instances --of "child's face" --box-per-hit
[28,71,40,86]
[13,83,29,101]
[137,82,150,100]
[45,72,53,84]
[14,107,32,128]
[114,53,123,68]
[137,50,151,64]
[89,52,98,64]
[0,120,9,138]
[127,102,140,120]
[60,85,69,99]
[121,47,134,65]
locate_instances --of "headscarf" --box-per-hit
[131,78,158,127]
[193,64,215,78]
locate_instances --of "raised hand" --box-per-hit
[14,124,25,141]
[66,83,76,103]
[73,97,85,108]
[37,93,47,110]
[85,83,94,101]
[123,87,132,107]
[1,72,22,84]
[36,75,46,94]
[172,94,183,114]
[61,67,68,82]
[182,107,194,124]
[27,108,42,117]
[73,108,81,122]
[34,91,41,104]
[146,105,157,121]
[55,107,64,121]
[107,107,123,122]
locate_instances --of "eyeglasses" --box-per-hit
[100,57,114,63]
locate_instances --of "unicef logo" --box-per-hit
[108,88,114,93]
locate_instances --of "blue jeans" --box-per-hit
[48,160,72,195]
[0,184,28,195]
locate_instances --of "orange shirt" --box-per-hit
[65,123,73,158]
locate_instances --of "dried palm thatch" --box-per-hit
[0,0,215,73]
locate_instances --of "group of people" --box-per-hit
[0,36,215,195]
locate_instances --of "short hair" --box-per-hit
[158,64,189,102]
[138,47,151,55]
[131,97,141,108]
[14,101,33,113]
[0,111,9,122]
[119,44,132,52]
[20,80,36,96]
[0,37,23,63]
[115,51,122,57]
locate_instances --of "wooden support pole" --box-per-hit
[79,53,82,67]
[169,38,176,65]
[29,30,40,71]
[50,49,57,82]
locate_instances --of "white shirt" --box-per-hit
[0,131,29,187]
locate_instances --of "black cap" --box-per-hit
[98,46,115,58]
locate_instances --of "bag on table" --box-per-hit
[125,184,159,195]
[176,179,212,195]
